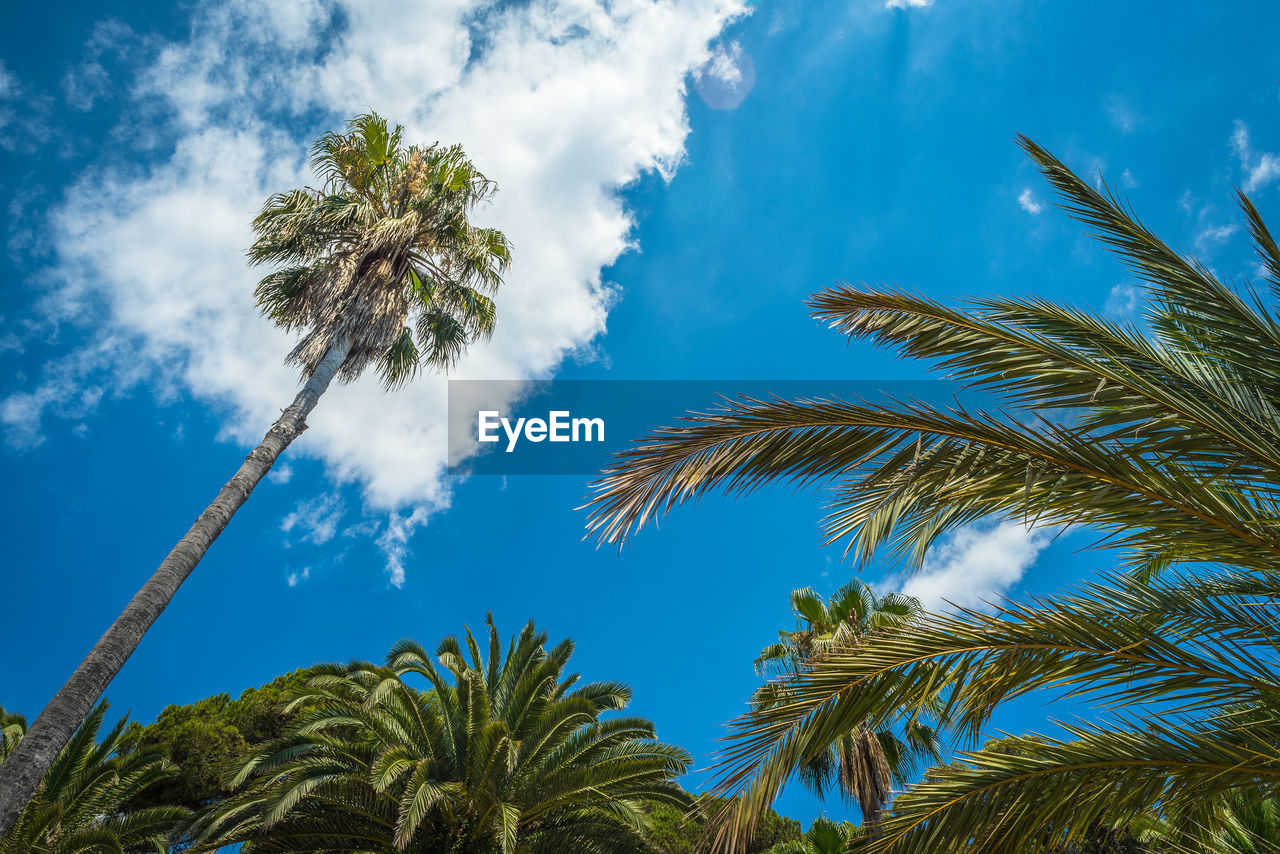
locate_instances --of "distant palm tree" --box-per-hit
[192,618,691,854]
[0,703,188,854]
[753,582,941,832]
[0,113,512,835]
[762,817,864,854]
[584,137,1280,851]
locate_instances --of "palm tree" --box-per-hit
[583,136,1280,851]
[0,113,511,833]
[0,703,188,854]
[753,582,941,831]
[191,618,692,854]
[762,817,864,854]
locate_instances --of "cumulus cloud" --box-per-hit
[15,0,748,581]
[1231,120,1280,194]
[889,522,1052,612]
[1017,187,1043,215]
[286,566,310,587]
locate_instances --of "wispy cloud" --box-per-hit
[286,566,310,587]
[1105,282,1142,319]
[14,0,748,582]
[61,19,140,111]
[694,41,755,110]
[281,493,345,547]
[1231,120,1280,194]
[267,462,293,485]
[1194,222,1238,255]
[377,506,432,589]
[1105,94,1141,134]
[885,0,933,8]
[1018,187,1043,215]
[889,522,1053,613]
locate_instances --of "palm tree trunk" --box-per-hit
[0,339,351,837]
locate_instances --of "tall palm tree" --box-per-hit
[0,113,512,835]
[191,618,692,854]
[762,817,865,854]
[0,703,188,854]
[583,136,1280,851]
[753,582,941,831]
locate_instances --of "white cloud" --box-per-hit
[885,0,933,8]
[1194,222,1238,255]
[1105,282,1141,319]
[1231,120,1280,194]
[1017,187,1043,215]
[62,19,138,110]
[1120,168,1137,189]
[17,0,748,581]
[1105,94,1140,134]
[377,506,432,588]
[693,41,755,110]
[0,59,56,153]
[891,522,1052,612]
[267,462,293,485]
[281,493,345,546]
[286,566,310,587]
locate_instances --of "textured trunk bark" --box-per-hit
[0,339,351,837]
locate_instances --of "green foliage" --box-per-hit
[121,667,320,810]
[762,817,863,854]
[0,703,188,854]
[753,581,942,830]
[645,796,801,854]
[249,112,511,388]
[192,618,693,854]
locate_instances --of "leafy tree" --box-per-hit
[0,113,512,834]
[753,582,941,831]
[120,667,320,810]
[192,618,691,854]
[762,817,864,854]
[0,703,188,854]
[583,137,1280,850]
[645,796,801,854]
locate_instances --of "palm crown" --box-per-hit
[754,582,920,676]
[751,583,940,834]
[251,112,512,389]
[193,618,692,854]
[584,138,1280,852]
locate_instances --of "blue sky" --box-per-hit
[3,0,1280,826]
